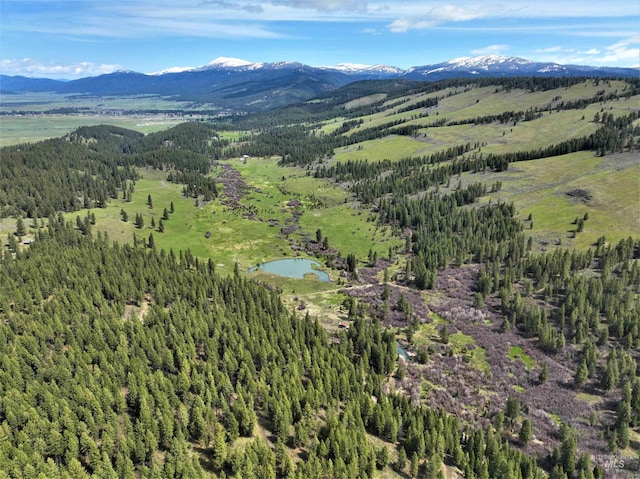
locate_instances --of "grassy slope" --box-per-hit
[470,151,640,249]
[327,82,639,249]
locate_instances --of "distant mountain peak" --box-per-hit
[447,55,532,68]
[319,63,404,75]
[205,57,254,68]
[327,62,374,71]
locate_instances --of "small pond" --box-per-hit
[396,344,410,361]
[248,258,331,282]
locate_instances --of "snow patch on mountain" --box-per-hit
[148,66,195,76]
[320,63,404,75]
[447,55,532,69]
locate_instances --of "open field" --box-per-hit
[333,135,434,162]
[0,114,185,146]
[0,92,197,112]
[0,91,215,146]
[473,151,640,249]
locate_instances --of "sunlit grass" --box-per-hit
[508,346,538,370]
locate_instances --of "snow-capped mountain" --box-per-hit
[192,57,262,72]
[1,55,637,111]
[403,55,600,80]
[319,63,404,77]
[203,57,254,68]
[148,66,195,76]
[447,55,532,69]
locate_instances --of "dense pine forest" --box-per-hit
[1,76,639,478]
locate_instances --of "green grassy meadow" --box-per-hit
[0,92,208,146]
[72,154,399,285]
[473,151,640,249]
[0,114,185,146]
[508,346,538,370]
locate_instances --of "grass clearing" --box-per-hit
[333,135,434,162]
[576,392,605,406]
[474,151,639,249]
[73,154,401,283]
[411,311,450,345]
[410,315,490,373]
[299,204,401,261]
[508,346,538,369]
[548,412,563,426]
[449,331,490,373]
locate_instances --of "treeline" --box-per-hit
[169,171,219,201]
[234,126,334,166]
[381,187,524,289]
[481,112,639,171]
[0,217,549,478]
[0,123,223,218]
[445,108,543,127]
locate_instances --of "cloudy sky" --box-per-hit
[1,0,638,79]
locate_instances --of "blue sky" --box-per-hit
[1,0,638,79]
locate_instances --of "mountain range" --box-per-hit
[1,55,637,112]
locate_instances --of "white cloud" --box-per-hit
[199,1,264,14]
[389,4,492,33]
[270,0,369,13]
[532,36,639,67]
[594,35,640,64]
[471,44,509,55]
[534,46,564,53]
[0,58,122,79]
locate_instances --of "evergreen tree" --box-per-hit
[539,363,548,384]
[574,360,589,389]
[519,418,533,445]
[15,217,26,238]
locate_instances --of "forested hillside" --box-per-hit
[0,123,224,219]
[0,216,549,478]
[1,75,639,478]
